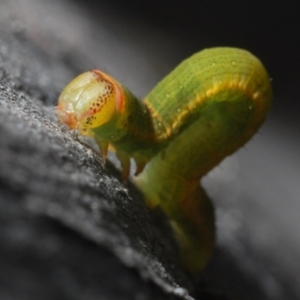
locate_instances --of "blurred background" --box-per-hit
[2,0,300,299]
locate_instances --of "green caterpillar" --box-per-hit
[56,47,272,272]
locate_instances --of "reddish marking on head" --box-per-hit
[56,104,78,129]
[91,70,124,113]
[79,106,96,121]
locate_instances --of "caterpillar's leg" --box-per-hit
[115,151,131,181]
[95,136,109,160]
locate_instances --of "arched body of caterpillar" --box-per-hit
[56,47,272,272]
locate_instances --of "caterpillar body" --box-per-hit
[57,47,272,272]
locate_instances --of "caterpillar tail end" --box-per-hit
[135,170,215,272]
[173,185,215,272]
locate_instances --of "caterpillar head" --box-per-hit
[56,70,124,135]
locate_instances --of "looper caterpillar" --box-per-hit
[56,47,272,272]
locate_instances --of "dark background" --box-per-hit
[76,0,300,124]
[1,1,299,300]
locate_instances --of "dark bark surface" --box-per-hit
[1,1,299,300]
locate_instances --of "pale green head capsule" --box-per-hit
[56,70,124,135]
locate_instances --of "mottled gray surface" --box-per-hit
[1,1,300,300]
